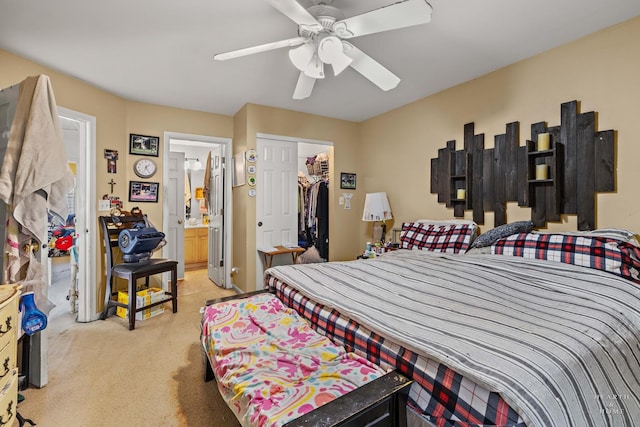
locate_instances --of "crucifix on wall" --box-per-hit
[108,179,116,194]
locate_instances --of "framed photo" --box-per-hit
[232,154,246,187]
[129,181,159,203]
[129,134,159,157]
[340,172,357,190]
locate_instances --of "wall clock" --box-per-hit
[134,158,157,178]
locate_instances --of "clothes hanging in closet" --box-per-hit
[298,177,329,260]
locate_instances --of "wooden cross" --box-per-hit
[108,179,116,194]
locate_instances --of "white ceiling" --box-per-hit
[1,1,638,122]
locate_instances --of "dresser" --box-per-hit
[0,285,21,426]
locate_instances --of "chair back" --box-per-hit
[98,215,149,268]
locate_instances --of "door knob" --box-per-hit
[257,221,263,227]
[178,219,183,224]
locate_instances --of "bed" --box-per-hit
[260,222,640,427]
[202,220,640,426]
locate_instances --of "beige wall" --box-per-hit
[360,16,640,244]
[123,101,233,223]
[0,49,234,309]
[2,15,639,300]
[232,104,361,292]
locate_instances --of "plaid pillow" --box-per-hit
[492,232,640,284]
[400,222,475,254]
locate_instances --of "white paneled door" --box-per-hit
[208,147,225,286]
[0,84,19,276]
[168,151,185,279]
[255,137,298,290]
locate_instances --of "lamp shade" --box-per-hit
[362,192,393,222]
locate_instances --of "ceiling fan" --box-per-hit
[213,0,433,99]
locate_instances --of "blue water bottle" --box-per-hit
[20,292,48,335]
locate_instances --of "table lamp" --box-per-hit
[362,192,393,243]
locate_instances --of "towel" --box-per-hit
[0,74,74,303]
[0,75,74,243]
[184,170,191,208]
[203,151,211,211]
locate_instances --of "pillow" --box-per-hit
[469,220,535,249]
[400,222,476,254]
[416,219,477,226]
[536,228,640,247]
[296,246,326,264]
[415,219,479,243]
[492,232,640,284]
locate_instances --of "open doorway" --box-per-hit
[163,132,232,289]
[49,108,96,324]
[0,84,95,388]
[46,115,77,322]
[255,134,333,289]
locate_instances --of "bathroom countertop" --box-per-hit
[184,222,208,229]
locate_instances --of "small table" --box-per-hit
[259,246,306,268]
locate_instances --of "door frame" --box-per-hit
[162,131,233,288]
[58,107,97,323]
[255,133,333,289]
[28,107,96,388]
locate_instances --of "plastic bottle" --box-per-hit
[20,292,48,336]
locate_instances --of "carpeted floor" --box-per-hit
[18,268,242,426]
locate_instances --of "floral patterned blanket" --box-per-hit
[201,292,387,427]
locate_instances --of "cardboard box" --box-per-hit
[116,288,165,321]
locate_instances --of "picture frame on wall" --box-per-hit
[232,153,246,187]
[340,172,356,190]
[129,181,159,202]
[129,133,159,157]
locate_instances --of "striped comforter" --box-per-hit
[264,250,640,427]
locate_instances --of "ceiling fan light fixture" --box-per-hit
[215,0,434,100]
[304,54,325,79]
[317,36,352,76]
[289,42,316,71]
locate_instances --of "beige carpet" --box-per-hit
[18,269,242,427]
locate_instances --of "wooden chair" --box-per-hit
[98,215,178,330]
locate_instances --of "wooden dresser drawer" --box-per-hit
[0,289,19,353]
[0,338,16,394]
[0,285,21,427]
[0,368,17,427]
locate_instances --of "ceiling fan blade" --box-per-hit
[213,36,306,61]
[266,0,323,31]
[342,42,400,91]
[293,72,316,100]
[333,0,432,39]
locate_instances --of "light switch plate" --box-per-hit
[98,200,110,211]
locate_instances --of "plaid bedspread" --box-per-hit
[264,250,640,427]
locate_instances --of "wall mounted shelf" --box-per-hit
[430,100,615,230]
